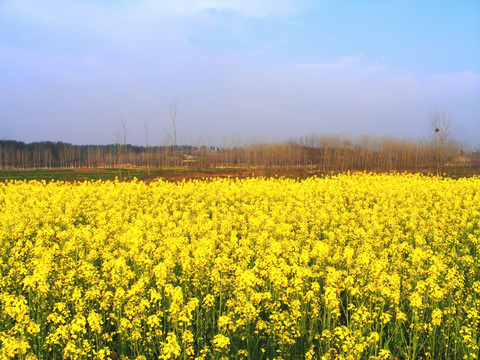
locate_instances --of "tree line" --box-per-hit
[1,135,478,175]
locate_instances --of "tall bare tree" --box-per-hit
[121,120,128,164]
[170,100,178,151]
[144,120,150,174]
[430,108,451,176]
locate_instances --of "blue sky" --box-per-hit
[1,0,479,147]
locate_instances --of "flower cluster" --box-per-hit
[0,173,479,359]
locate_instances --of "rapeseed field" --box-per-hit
[0,173,479,359]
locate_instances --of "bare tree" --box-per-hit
[430,108,451,176]
[120,120,131,177]
[113,130,123,177]
[160,101,180,167]
[170,100,178,150]
[121,120,128,164]
[144,120,150,174]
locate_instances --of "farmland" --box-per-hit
[0,173,479,359]
[0,167,316,183]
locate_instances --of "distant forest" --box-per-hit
[1,135,479,175]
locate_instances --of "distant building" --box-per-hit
[446,155,471,167]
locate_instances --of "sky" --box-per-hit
[1,0,479,147]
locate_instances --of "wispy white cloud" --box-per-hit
[210,58,479,142]
[425,71,480,86]
[2,0,306,27]
[1,0,308,53]
[146,0,305,18]
[1,1,478,146]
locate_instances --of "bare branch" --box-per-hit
[170,100,178,150]
[430,108,452,175]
